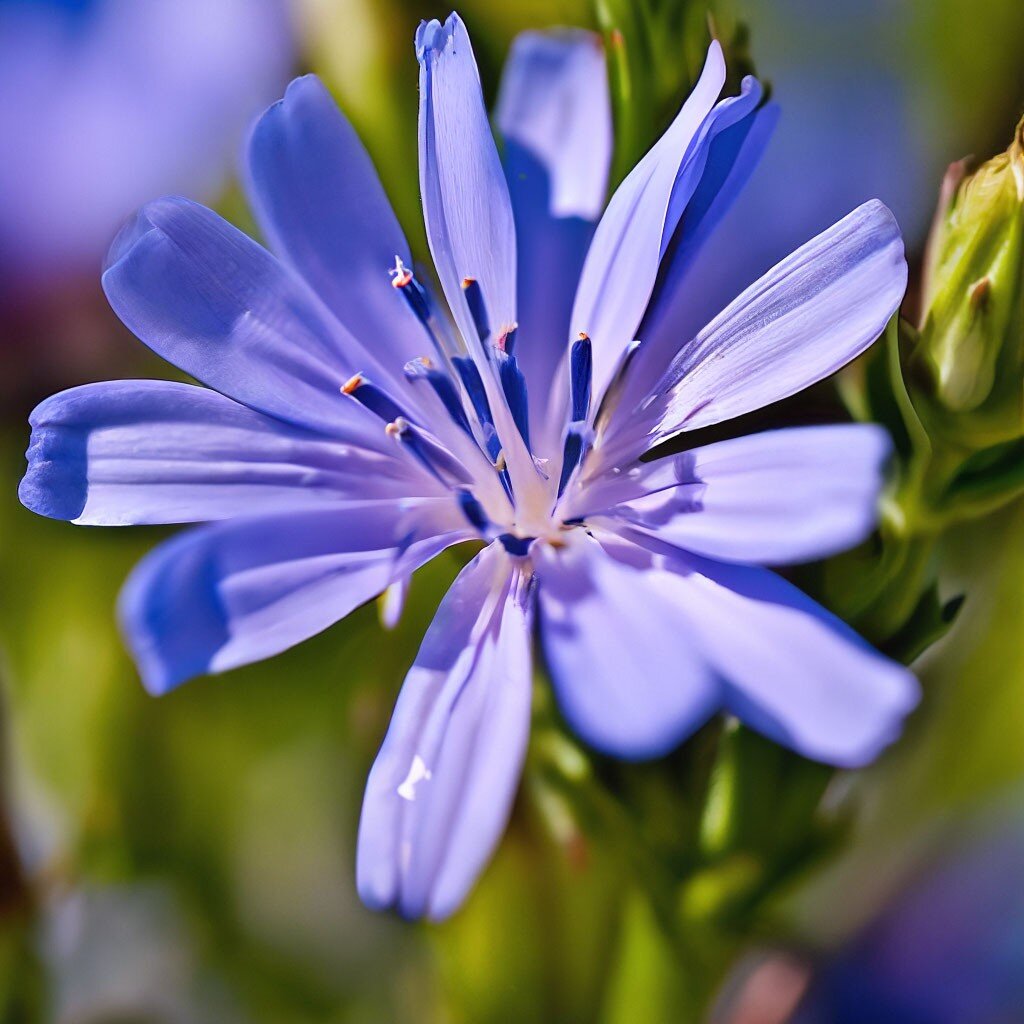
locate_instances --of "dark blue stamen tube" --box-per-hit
[452,357,512,499]
[404,359,473,437]
[569,335,593,423]
[461,278,491,342]
[453,356,495,433]
[343,375,408,424]
[498,533,533,557]
[498,353,531,451]
[499,325,518,356]
[394,272,432,326]
[388,419,465,484]
[456,488,491,535]
[557,427,585,499]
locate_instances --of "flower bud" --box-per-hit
[918,118,1024,442]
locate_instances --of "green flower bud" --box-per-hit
[918,118,1024,442]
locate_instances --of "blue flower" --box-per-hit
[0,0,294,294]
[20,13,919,920]
[791,810,1024,1023]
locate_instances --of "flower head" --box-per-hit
[21,13,918,920]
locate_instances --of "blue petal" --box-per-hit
[416,13,517,361]
[357,543,531,921]
[583,425,892,566]
[496,29,611,454]
[664,550,920,767]
[535,532,719,759]
[614,102,777,414]
[245,75,432,381]
[119,499,469,695]
[570,43,764,404]
[640,200,908,444]
[416,14,547,505]
[102,196,390,443]
[20,380,434,525]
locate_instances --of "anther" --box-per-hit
[496,324,518,355]
[404,357,472,437]
[390,255,432,325]
[341,373,409,424]
[461,277,491,342]
[386,417,469,485]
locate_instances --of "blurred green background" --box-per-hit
[1,0,1022,1020]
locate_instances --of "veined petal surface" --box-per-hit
[20,380,436,525]
[535,532,718,759]
[417,13,517,356]
[616,531,919,767]
[571,42,764,404]
[246,75,432,383]
[582,425,892,566]
[102,196,396,442]
[635,200,907,446]
[357,542,531,921]
[120,498,469,695]
[671,551,919,767]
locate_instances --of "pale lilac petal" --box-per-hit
[245,75,432,377]
[496,29,611,451]
[102,196,397,443]
[119,499,469,695]
[357,543,531,921]
[571,43,765,402]
[611,102,778,416]
[20,380,433,526]
[618,535,919,766]
[417,14,517,355]
[535,532,718,759]
[585,425,892,565]
[416,14,542,499]
[497,29,610,221]
[640,200,908,444]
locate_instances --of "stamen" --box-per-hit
[450,356,514,501]
[569,333,593,423]
[557,425,589,499]
[462,277,491,342]
[386,417,469,484]
[341,373,408,424]
[390,256,432,325]
[497,352,531,452]
[456,488,492,536]
[404,357,472,437]
[594,338,641,429]
[452,357,499,458]
[496,324,518,355]
[498,533,534,557]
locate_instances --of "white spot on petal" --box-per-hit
[397,755,432,801]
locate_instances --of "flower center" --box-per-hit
[342,258,603,550]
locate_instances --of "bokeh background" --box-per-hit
[0,0,1022,1020]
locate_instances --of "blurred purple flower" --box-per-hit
[791,813,1024,1024]
[0,0,294,297]
[20,13,919,919]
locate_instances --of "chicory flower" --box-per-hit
[20,14,919,920]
